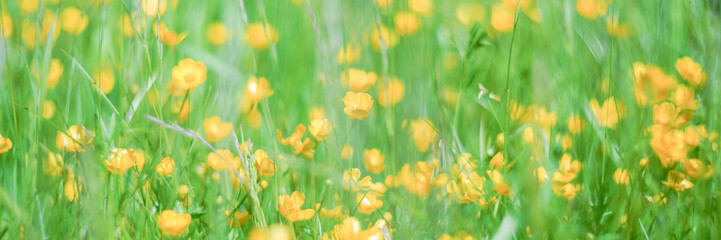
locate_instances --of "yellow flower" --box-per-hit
[22,13,62,50]
[631,62,678,105]
[278,124,305,145]
[343,168,372,191]
[326,217,386,240]
[375,0,392,9]
[337,44,361,65]
[409,118,437,152]
[244,22,279,51]
[456,3,487,26]
[89,69,115,94]
[309,106,326,121]
[141,0,167,17]
[207,149,241,171]
[122,14,145,37]
[44,152,64,177]
[683,158,714,180]
[553,153,583,183]
[664,170,694,192]
[341,68,378,92]
[613,168,629,185]
[154,22,187,47]
[156,210,191,237]
[523,127,535,144]
[491,3,514,32]
[489,152,505,169]
[156,157,175,176]
[42,101,56,119]
[204,116,233,143]
[171,99,192,123]
[552,183,579,200]
[31,58,64,90]
[396,162,437,196]
[225,210,251,228]
[0,134,12,154]
[20,0,40,13]
[356,192,384,215]
[279,191,315,222]
[254,149,275,177]
[207,22,231,46]
[370,25,399,51]
[64,172,80,202]
[364,148,386,173]
[671,85,698,111]
[675,56,706,88]
[486,169,511,196]
[343,91,374,120]
[60,7,89,35]
[308,118,331,141]
[650,125,688,167]
[105,148,140,174]
[590,97,625,129]
[294,138,317,159]
[2,12,13,38]
[606,17,631,38]
[378,77,405,107]
[534,167,548,182]
[246,76,274,102]
[56,125,93,152]
[341,145,353,160]
[247,224,292,240]
[576,0,607,19]
[171,58,207,90]
[567,115,586,135]
[394,11,420,36]
[408,0,433,16]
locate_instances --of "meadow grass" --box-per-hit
[0,0,720,239]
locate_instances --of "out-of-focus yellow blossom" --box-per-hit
[567,115,586,135]
[204,117,233,143]
[309,118,331,141]
[560,134,573,150]
[650,125,688,167]
[503,0,534,11]
[60,7,89,35]
[324,217,386,240]
[243,22,279,50]
[64,172,80,202]
[172,58,207,90]
[207,22,231,46]
[356,192,384,214]
[664,170,694,192]
[534,167,548,182]
[341,145,353,160]
[44,152,64,177]
[246,76,274,102]
[225,210,251,228]
[154,22,187,47]
[613,168,629,185]
[553,154,583,183]
[375,0,392,9]
[337,44,361,65]
[394,11,420,36]
[20,0,40,13]
[1,12,12,38]
[409,0,433,16]
[105,148,140,174]
[171,99,192,123]
[343,168,372,191]
[279,191,315,222]
[378,77,405,107]
[447,171,487,205]
[309,106,325,121]
[495,133,505,147]
[553,183,580,200]
[523,127,535,144]
[122,14,145,37]
[277,124,305,145]
[652,102,690,128]
[606,18,631,38]
[315,204,345,219]
[294,138,317,158]
[397,161,439,196]
[456,3,486,26]
[489,152,505,169]
[156,210,191,237]
[141,0,167,17]
[491,3,514,32]
[254,149,275,177]
[683,158,714,180]
[42,101,56,119]
[364,148,386,173]
[22,11,62,50]
[576,0,607,19]
[590,97,625,129]
[371,25,399,51]
[156,157,175,176]
[631,62,678,105]
[639,158,649,168]
[341,68,378,92]
[671,85,698,111]
[207,150,241,171]
[408,118,436,152]
[247,224,292,240]
[135,150,148,172]
[92,69,115,94]
[56,125,93,152]
[675,56,706,88]
[487,169,511,196]
[343,91,374,120]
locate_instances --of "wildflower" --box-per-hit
[326,217,385,240]
[204,117,233,143]
[243,22,279,50]
[408,0,433,16]
[487,169,511,196]
[316,204,344,219]
[156,210,191,237]
[343,168,372,191]
[523,127,535,143]
[207,150,241,171]
[56,125,93,152]
[154,22,187,47]
[278,191,315,222]
[22,11,61,50]
[246,76,274,102]
[408,118,436,152]
[343,91,374,120]
[567,115,586,135]
[375,0,392,9]
[553,183,580,200]
[683,159,714,180]
[171,58,207,90]
[394,11,420,36]
[60,7,89,35]
[277,124,306,145]
[225,210,251,228]
[491,3,514,32]
[247,224,292,240]
[364,148,386,173]
[42,101,56,119]
[44,152,64,177]
[606,17,631,38]
[141,0,167,17]
[650,125,688,167]
[670,85,699,111]
[489,152,505,169]
[337,44,361,65]
[534,167,548,182]
[675,56,706,88]
[0,135,12,154]
[495,133,505,147]
[613,168,629,185]
[553,153,583,183]
[156,157,175,176]
[1,12,11,38]
[653,102,689,128]
[105,148,140,174]
[370,25,399,51]
[341,145,353,160]
[356,193,384,214]
[20,0,39,13]
[639,158,649,168]
[31,59,64,89]
[456,3,487,26]
[663,170,694,192]
[64,172,80,202]
[378,77,405,107]
[294,138,317,158]
[397,162,437,196]
[576,0,607,19]
[207,22,230,46]
[254,149,275,177]
[171,99,192,123]
[122,14,144,37]
[684,125,708,147]
[590,97,625,129]
[341,68,378,92]
[308,118,331,141]
[631,63,678,105]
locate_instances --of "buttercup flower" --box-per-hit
[44,152,64,177]
[246,76,274,102]
[341,68,378,92]
[343,91,374,120]
[613,168,629,185]
[408,0,433,16]
[356,193,384,214]
[326,217,386,240]
[171,99,192,123]
[375,0,392,9]
[244,22,279,50]
[156,157,175,176]
[207,22,231,46]
[254,149,275,177]
[567,115,586,135]
[277,124,306,145]
[156,210,191,237]
[341,145,354,160]
[364,148,386,173]
[1,12,11,38]
[207,149,242,171]
[371,25,399,51]
[105,148,140,174]
[204,116,233,143]
[56,125,93,152]
[279,191,315,222]
[20,0,39,13]
[378,78,405,107]
[487,169,511,196]
[491,3,514,32]
[141,0,167,17]
[576,0,607,19]
[31,59,64,89]
[294,138,317,159]
[308,118,331,141]
[64,172,80,202]
[394,11,420,36]
[225,210,251,228]
[590,97,625,129]
[664,170,694,192]
[92,69,115,94]
[675,56,706,88]
[154,22,187,47]
[42,101,56,119]
[683,158,714,180]
[337,44,361,65]
[606,18,631,38]
[60,7,89,35]
[409,118,437,152]
[248,224,292,240]
[456,3,487,26]
[171,58,207,90]
[0,134,12,154]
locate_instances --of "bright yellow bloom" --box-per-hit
[141,0,167,17]
[394,11,420,36]
[60,7,89,35]
[204,116,233,143]
[576,0,607,19]
[343,168,372,191]
[491,3,514,32]
[156,210,191,237]
[279,191,315,222]
[20,0,40,13]
[64,172,80,202]
[337,44,361,65]
[154,22,187,47]
[408,0,433,16]
[244,22,279,50]
[560,134,573,150]
[92,69,115,94]
[294,138,317,159]
[42,101,56,119]
[309,106,326,121]
[553,153,583,183]
[650,125,688,167]
[671,85,698,111]
[171,58,207,90]
[590,97,625,129]
[489,152,505,169]
[308,118,331,141]
[2,12,13,37]
[341,145,353,160]
[56,125,93,152]
[606,18,631,38]
[105,148,140,174]
[364,148,386,173]
[552,183,579,200]
[567,115,586,135]
[375,0,392,9]
[254,149,275,177]
[326,217,386,240]
[534,167,548,182]
[631,62,678,105]
[31,59,64,90]
[370,25,399,51]
[0,135,12,154]
[487,169,511,196]
[225,210,251,228]
[207,22,231,46]
[613,168,629,185]
[44,152,64,177]
[246,76,274,102]
[456,3,487,26]
[664,170,694,192]
[409,118,437,152]
[343,91,374,120]
[277,124,306,145]
[683,158,714,180]
[21,11,61,50]
[396,161,437,196]
[675,56,706,88]
[356,193,384,214]
[341,68,378,92]
[171,99,192,123]
[316,204,345,219]
[378,77,405,107]
[122,14,145,37]
[247,224,292,240]
[207,149,241,171]
[156,157,175,176]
